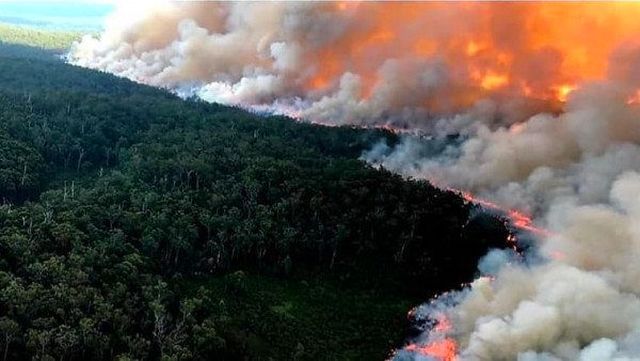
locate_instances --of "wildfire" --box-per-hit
[392,188,556,360]
[395,187,552,361]
[400,313,458,361]
[73,2,640,124]
[465,40,484,56]
[458,191,550,238]
[302,2,640,108]
[554,84,577,102]
[479,72,509,90]
[405,339,458,361]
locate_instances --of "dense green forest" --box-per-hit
[0,41,511,360]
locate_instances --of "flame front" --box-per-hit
[405,340,458,361]
[459,191,550,238]
[399,313,458,361]
[393,190,553,361]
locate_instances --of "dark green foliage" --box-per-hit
[0,43,510,360]
[0,132,43,200]
[180,272,414,360]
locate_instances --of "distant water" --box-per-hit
[0,1,114,31]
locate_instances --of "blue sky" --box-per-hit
[0,1,115,31]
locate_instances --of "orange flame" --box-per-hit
[402,314,458,361]
[479,72,510,90]
[396,186,553,361]
[458,191,550,238]
[554,84,577,102]
[405,339,458,361]
[303,2,640,110]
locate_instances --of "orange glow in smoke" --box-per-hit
[433,314,452,333]
[304,3,640,110]
[479,72,510,90]
[465,40,484,56]
[549,250,567,261]
[554,84,577,102]
[311,76,329,90]
[415,39,438,57]
[627,90,640,105]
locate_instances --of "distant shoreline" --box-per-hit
[0,22,88,50]
[0,1,113,32]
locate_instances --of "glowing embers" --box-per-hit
[458,191,549,238]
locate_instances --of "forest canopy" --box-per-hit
[0,22,80,50]
[0,41,511,360]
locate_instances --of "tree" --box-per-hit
[0,317,19,361]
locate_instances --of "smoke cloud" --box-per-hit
[68,2,640,360]
[372,52,640,361]
[70,2,640,128]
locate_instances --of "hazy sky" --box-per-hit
[0,1,116,31]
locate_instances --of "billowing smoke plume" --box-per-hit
[367,28,640,361]
[394,171,640,360]
[69,2,640,360]
[367,81,640,215]
[70,2,640,128]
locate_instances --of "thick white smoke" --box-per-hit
[373,56,640,360]
[69,2,594,128]
[444,173,640,360]
[68,2,640,360]
[367,80,640,214]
